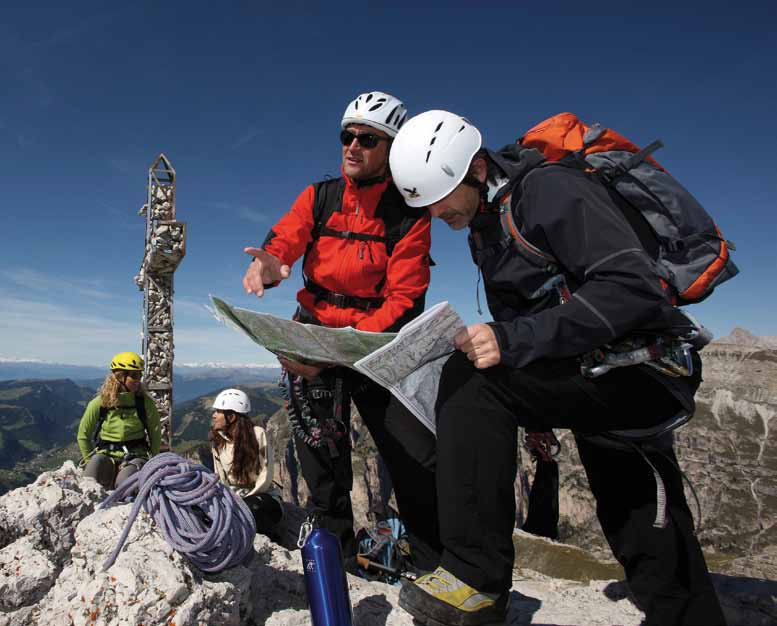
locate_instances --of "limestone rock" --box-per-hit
[0,460,104,558]
[0,462,773,626]
[0,537,56,611]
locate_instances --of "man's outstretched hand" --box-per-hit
[242,247,291,297]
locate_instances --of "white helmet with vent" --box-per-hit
[212,388,251,414]
[341,91,407,137]
[389,110,482,207]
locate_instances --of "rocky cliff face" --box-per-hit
[682,337,777,555]
[545,331,777,567]
[0,462,772,625]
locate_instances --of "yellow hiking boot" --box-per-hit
[398,567,508,626]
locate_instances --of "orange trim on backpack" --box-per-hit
[680,225,729,301]
[520,112,664,170]
[500,194,557,264]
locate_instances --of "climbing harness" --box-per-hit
[100,452,256,573]
[580,337,696,379]
[280,368,348,457]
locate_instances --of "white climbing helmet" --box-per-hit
[212,388,251,414]
[341,91,408,138]
[389,110,483,208]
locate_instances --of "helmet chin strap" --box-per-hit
[462,172,488,198]
[460,173,489,215]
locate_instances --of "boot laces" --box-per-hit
[416,567,461,593]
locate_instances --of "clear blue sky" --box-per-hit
[1,1,774,365]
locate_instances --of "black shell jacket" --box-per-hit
[469,148,699,407]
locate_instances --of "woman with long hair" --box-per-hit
[209,388,283,537]
[77,351,162,489]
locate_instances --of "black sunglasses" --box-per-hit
[124,370,142,380]
[340,129,389,150]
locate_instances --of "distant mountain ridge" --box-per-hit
[714,327,777,350]
[0,360,282,403]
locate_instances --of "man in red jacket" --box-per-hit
[242,92,440,571]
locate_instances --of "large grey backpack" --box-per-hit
[501,112,739,305]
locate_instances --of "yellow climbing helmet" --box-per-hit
[110,351,144,371]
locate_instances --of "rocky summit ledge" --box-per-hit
[0,463,774,626]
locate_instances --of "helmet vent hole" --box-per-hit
[425,150,432,163]
[369,103,383,112]
[386,105,399,125]
[459,125,466,132]
[435,122,444,132]
[430,137,436,145]
[366,93,373,102]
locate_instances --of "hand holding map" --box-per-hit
[211,297,466,433]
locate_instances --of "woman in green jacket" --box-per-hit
[77,351,162,490]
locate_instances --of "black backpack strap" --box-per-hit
[135,393,148,432]
[376,184,430,327]
[93,395,150,447]
[310,178,391,245]
[93,405,109,445]
[376,184,426,258]
[311,178,346,239]
[597,140,664,184]
[499,191,559,272]
[301,178,345,278]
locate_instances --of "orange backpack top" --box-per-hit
[510,112,738,304]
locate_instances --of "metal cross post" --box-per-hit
[134,154,186,450]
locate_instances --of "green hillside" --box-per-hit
[0,379,94,470]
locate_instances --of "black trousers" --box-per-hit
[521,456,559,540]
[435,351,725,625]
[293,368,442,570]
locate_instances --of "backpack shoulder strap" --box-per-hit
[496,159,569,272]
[499,194,559,271]
[311,178,346,238]
[301,178,345,275]
[93,404,109,444]
[376,184,426,257]
[135,393,148,431]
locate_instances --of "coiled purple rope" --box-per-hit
[100,452,256,573]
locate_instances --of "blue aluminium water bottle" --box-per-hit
[298,517,354,626]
